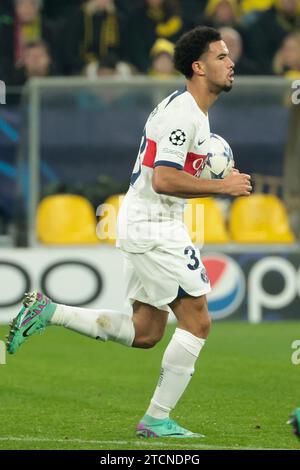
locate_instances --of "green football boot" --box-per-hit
[288,408,300,441]
[136,414,205,438]
[6,291,57,354]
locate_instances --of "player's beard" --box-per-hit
[223,84,233,92]
[211,80,233,95]
[218,80,233,93]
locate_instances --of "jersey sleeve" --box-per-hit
[154,115,196,170]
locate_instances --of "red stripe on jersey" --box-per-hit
[184,152,207,177]
[142,139,157,168]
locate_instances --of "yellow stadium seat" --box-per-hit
[97,193,125,244]
[241,0,274,14]
[36,194,99,244]
[184,197,229,244]
[229,194,295,243]
[242,0,300,14]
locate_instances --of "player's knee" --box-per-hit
[183,312,212,339]
[199,314,212,338]
[135,332,163,349]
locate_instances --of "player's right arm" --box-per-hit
[152,166,252,198]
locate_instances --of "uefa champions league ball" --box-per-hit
[200,133,235,179]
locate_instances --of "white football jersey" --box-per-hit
[117,87,211,252]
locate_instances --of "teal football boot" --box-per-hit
[136,414,205,438]
[288,408,300,441]
[6,292,57,354]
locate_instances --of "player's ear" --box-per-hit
[192,60,205,77]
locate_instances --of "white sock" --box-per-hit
[146,328,205,419]
[51,305,135,347]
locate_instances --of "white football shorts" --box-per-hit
[121,243,211,312]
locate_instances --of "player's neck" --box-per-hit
[186,80,218,115]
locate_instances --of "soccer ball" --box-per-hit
[200,133,234,179]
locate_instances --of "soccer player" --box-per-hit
[6,26,252,438]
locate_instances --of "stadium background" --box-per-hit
[0,0,300,451]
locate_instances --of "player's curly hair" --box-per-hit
[174,26,221,79]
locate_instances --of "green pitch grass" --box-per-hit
[0,322,299,450]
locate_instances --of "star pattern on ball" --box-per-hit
[169,129,186,146]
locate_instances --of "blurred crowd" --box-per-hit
[1,0,300,87]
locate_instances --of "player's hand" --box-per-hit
[222,170,252,196]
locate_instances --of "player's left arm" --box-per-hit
[153,166,251,198]
[153,114,251,198]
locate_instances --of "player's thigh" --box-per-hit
[132,301,169,347]
[170,295,211,339]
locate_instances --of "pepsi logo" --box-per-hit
[202,254,246,319]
